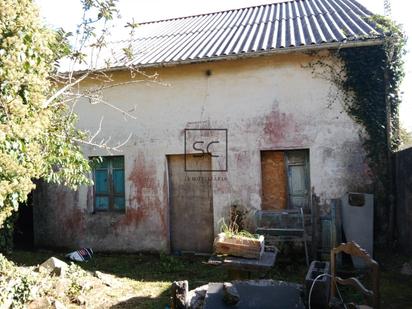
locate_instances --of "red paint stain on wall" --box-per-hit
[118,207,149,226]
[116,154,167,237]
[263,110,293,143]
[128,155,156,206]
[262,109,306,146]
[52,187,85,244]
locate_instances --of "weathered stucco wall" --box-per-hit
[33,52,372,252]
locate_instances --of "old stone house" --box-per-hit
[33,0,383,252]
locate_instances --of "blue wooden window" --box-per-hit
[92,156,125,212]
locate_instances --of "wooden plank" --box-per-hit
[311,194,320,260]
[261,151,287,210]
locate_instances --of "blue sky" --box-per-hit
[36,0,411,130]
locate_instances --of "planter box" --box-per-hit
[214,233,264,259]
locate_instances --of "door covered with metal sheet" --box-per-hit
[168,154,214,253]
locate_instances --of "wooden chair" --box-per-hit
[256,208,309,266]
[330,241,380,309]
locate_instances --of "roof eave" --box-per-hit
[72,38,384,75]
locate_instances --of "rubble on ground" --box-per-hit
[0,254,135,308]
[94,270,121,288]
[39,257,68,276]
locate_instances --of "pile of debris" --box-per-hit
[0,254,131,308]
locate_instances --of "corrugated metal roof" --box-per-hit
[76,0,382,71]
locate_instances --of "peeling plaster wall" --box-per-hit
[33,52,373,251]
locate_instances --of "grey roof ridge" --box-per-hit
[106,7,378,45]
[136,1,298,26]
[134,0,373,26]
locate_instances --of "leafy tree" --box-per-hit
[0,0,93,229]
[0,0,122,233]
[0,0,155,250]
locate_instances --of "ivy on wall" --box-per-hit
[339,15,406,153]
[308,15,406,233]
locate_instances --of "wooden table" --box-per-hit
[208,251,277,279]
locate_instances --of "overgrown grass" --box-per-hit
[5,249,412,308]
[377,251,412,309]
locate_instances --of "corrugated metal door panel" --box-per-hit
[168,154,213,253]
[261,151,287,210]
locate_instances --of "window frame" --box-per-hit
[91,156,125,212]
[284,150,310,209]
[260,149,310,210]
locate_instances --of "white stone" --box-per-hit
[39,257,68,276]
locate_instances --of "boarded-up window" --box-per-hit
[92,156,125,212]
[261,150,309,210]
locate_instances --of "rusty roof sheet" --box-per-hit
[75,0,382,71]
